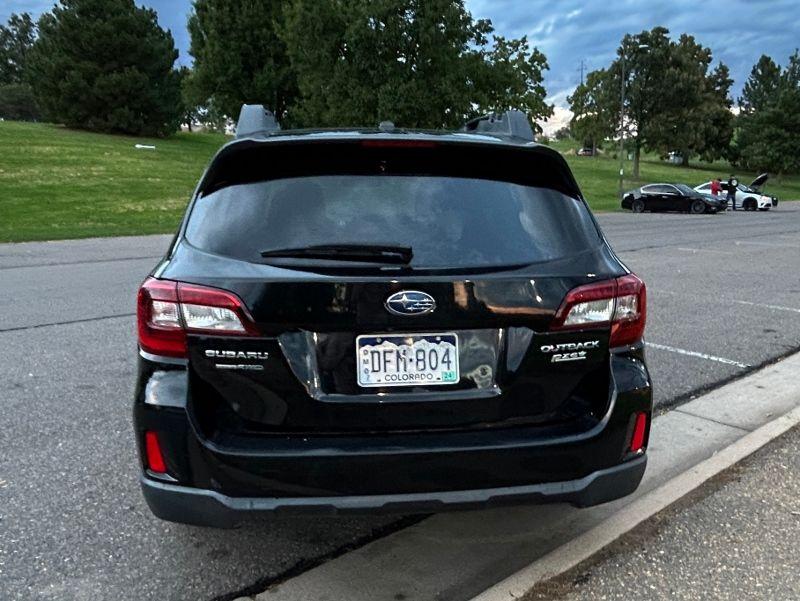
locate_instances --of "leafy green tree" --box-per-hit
[576,27,733,175]
[568,68,616,151]
[26,0,182,136]
[736,52,800,175]
[0,12,36,84]
[280,0,552,130]
[187,0,297,122]
[177,66,200,131]
[689,63,734,164]
[651,35,733,165]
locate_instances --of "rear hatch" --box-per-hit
[160,137,627,436]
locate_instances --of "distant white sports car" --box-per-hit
[694,174,775,211]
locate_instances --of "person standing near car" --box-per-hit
[711,178,721,198]
[727,174,739,210]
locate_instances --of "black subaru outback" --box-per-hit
[134,106,652,528]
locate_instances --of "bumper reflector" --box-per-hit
[630,413,648,453]
[145,431,167,474]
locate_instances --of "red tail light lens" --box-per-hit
[137,278,258,358]
[551,274,646,347]
[144,431,167,473]
[137,279,185,357]
[629,412,648,453]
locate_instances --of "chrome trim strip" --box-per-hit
[139,349,188,366]
[146,469,178,483]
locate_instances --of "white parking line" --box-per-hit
[730,299,800,314]
[650,290,800,315]
[646,342,749,369]
[734,240,800,249]
[676,247,735,255]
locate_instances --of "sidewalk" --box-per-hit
[527,425,800,601]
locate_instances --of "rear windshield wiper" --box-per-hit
[260,244,413,264]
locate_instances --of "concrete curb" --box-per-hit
[469,404,800,601]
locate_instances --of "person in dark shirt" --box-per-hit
[727,174,739,210]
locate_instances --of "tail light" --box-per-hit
[629,412,648,453]
[551,274,646,347]
[137,277,258,358]
[144,431,167,474]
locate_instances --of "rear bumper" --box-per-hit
[141,454,647,528]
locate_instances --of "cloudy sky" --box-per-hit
[3,0,799,132]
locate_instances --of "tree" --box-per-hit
[187,0,297,123]
[26,0,182,136]
[177,66,200,131]
[553,126,571,141]
[739,55,781,113]
[689,63,734,164]
[0,12,36,84]
[0,12,40,121]
[0,83,40,120]
[280,0,552,130]
[568,68,616,151]
[575,27,733,176]
[735,52,800,175]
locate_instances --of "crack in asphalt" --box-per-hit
[207,515,428,601]
[653,344,800,415]
[0,313,135,333]
[0,254,162,271]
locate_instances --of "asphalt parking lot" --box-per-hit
[1,203,799,600]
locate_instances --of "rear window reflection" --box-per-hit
[186,176,600,268]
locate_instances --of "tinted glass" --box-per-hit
[674,184,695,195]
[186,176,601,269]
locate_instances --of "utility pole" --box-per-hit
[578,59,586,86]
[618,54,626,200]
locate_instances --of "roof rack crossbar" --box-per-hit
[462,110,534,142]
[235,104,281,139]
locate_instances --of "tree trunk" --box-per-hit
[633,141,641,179]
[681,151,689,167]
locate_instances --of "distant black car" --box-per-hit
[134,106,651,528]
[622,183,726,214]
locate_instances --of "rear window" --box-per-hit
[185,175,601,269]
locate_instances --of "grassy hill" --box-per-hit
[1,120,798,242]
[0,121,226,242]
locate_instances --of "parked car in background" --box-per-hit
[622,183,726,214]
[694,174,775,211]
[576,147,596,156]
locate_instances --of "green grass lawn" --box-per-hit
[0,121,227,242]
[1,120,798,242]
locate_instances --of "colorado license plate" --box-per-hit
[356,333,460,387]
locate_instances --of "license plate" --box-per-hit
[356,333,459,387]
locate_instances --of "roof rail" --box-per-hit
[462,110,534,142]
[235,104,281,139]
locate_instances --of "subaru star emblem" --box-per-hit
[385,290,436,316]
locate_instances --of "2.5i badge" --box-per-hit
[540,340,600,363]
